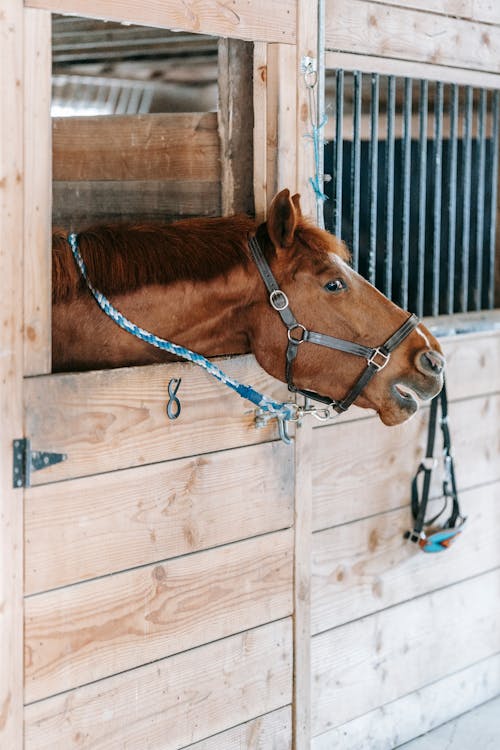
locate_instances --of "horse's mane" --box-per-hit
[52,215,349,304]
[52,215,258,303]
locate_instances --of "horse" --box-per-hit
[52,189,445,426]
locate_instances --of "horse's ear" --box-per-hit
[291,193,302,217]
[267,189,299,249]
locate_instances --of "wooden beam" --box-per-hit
[266,44,297,206]
[218,39,254,216]
[53,113,220,182]
[23,9,52,375]
[292,420,313,749]
[0,2,24,747]
[296,0,320,220]
[25,0,297,44]
[253,41,268,222]
[326,0,500,74]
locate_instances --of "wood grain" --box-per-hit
[312,392,500,530]
[25,0,297,44]
[326,0,500,73]
[25,618,293,749]
[0,2,24,747]
[181,706,291,749]
[325,51,500,89]
[311,570,500,734]
[364,0,500,26]
[53,113,220,182]
[52,180,221,228]
[218,39,254,217]
[266,44,297,205]
[312,481,500,633]
[312,653,500,749]
[24,355,291,484]
[293,421,313,748]
[253,41,268,222]
[25,440,293,594]
[25,530,293,702]
[23,8,52,375]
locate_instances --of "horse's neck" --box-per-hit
[52,261,261,371]
[119,266,258,353]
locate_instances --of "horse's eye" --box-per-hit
[324,278,346,293]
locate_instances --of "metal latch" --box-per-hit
[13,438,67,488]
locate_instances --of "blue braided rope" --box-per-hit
[307,118,328,203]
[68,233,296,421]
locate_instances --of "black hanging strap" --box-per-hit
[405,378,465,547]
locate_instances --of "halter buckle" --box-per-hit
[367,347,391,371]
[270,289,289,311]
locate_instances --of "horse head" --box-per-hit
[248,189,444,426]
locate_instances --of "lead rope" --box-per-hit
[67,233,299,432]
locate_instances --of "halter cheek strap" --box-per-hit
[248,235,420,413]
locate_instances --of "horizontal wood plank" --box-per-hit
[325,51,500,89]
[364,0,500,26]
[25,0,296,44]
[326,0,500,73]
[53,113,220,182]
[313,392,500,530]
[312,481,500,633]
[24,356,292,484]
[53,180,221,228]
[312,653,500,748]
[311,570,500,734]
[25,529,293,702]
[181,706,291,749]
[25,440,293,594]
[25,618,293,749]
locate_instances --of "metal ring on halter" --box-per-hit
[287,324,307,344]
[269,289,289,311]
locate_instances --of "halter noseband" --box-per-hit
[249,235,420,414]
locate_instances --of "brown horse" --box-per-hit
[52,189,444,426]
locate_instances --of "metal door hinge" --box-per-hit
[13,438,67,488]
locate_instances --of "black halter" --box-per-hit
[249,235,420,414]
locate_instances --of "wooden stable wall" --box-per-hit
[310,327,500,748]
[1,1,499,749]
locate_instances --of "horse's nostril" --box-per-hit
[420,350,445,375]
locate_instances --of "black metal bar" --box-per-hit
[461,86,473,312]
[432,81,443,316]
[447,84,458,314]
[368,74,379,285]
[401,78,412,310]
[417,79,428,318]
[474,89,487,310]
[385,75,396,299]
[334,69,344,238]
[488,90,500,309]
[351,71,362,271]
